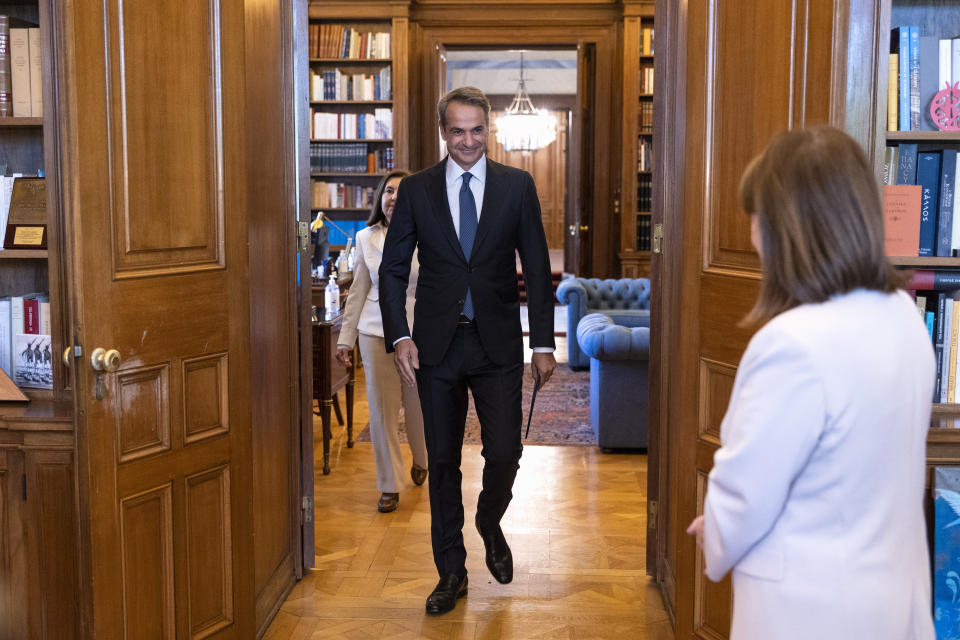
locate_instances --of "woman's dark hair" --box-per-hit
[367,169,411,227]
[741,126,903,324]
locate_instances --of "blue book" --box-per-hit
[895,27,911,131]
[927,310,936,340]
[897,143,919,184]
[938,149,958,256]
[918,151,942,256]
[909,27,921,130]
[919,36,941,131]
[933,468,960,638]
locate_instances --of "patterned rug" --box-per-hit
[355,366,595,446]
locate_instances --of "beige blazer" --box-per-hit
[703,289,935,639]
[338,223,417,348]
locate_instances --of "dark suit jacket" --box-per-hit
[379,157,555,367]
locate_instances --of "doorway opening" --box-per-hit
[440,47,582,277]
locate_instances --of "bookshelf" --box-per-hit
[307,5,409,250]
[619,2,654,278]
[876,1,960,440]
[1,2,77,637]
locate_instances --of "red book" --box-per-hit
[23,297,38,334]
[883,184,922,257]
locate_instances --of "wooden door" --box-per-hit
[659,1,846,637]
[488,110,568,251]
[60,0,257,636]
[565,43,595,275]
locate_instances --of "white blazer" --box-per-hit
[338,223,417,348]
[703,289,935,640]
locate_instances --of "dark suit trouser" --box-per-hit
[416,322,523,579]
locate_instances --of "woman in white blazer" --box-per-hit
[336,170,427,513]
[687,127,935,639]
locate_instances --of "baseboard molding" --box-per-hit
[255,553,296,638]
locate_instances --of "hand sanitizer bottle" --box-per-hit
[324,274,340,319]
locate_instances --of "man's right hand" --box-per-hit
[394,338,419,387]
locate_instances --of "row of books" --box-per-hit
[0,17,42,118]
[637,173,653,212]
[639,66,654,95]
[311,109,393,140]
[916,291,960,403]
[309,24,391,60]
[310,68,392,102]
[0,294,52,389]
[311,182,376,210]
[639,102,653,133]
[636,214,652,252]
[888,27,960,132]
[882,144,960,257]
[309,143,394,173]
[638,137,653,173]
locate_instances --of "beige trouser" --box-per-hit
[358,333,428,493]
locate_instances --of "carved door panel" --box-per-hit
[61,0,256,636]
[662,1,843,637]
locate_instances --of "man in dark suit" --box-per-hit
[379,86,557,615]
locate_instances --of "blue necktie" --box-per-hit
[459,172,478,319]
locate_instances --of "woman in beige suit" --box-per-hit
[687,127,934,639]
[336,170,427,513]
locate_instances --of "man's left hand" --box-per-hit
[530,352,556,390]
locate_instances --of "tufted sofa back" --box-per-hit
[581,278,651,311]
[556,277,652,369]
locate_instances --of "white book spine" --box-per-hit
[27,28,41,117]
[941,40,953,92]
[953,38,960,87]
[9,28,31,117]
[39,300,49,335]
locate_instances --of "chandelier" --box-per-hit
[495,52,558,152]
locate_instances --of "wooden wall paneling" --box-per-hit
[416,22,619,276]
[664,0,844,637]
[63,0,257,635]
[0,447,25,639]
[245,0,301,631]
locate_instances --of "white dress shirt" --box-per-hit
[446,155,486,237]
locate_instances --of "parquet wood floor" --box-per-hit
[264,361,674,640]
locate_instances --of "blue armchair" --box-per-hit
[556,277,651,369]
[576,313,650,450]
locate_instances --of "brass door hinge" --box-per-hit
[302,496,313,523]
[648,499,658,527]
[652,223,663,254]
[298,221,310,252]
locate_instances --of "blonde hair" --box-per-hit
[741,126,902,324]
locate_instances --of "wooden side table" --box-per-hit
[313,314,355,475]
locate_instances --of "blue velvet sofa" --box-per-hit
[556,277,651,369]
[576,313,650,450]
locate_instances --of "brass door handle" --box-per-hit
[63,347,72,367]
[91,347,121,372]
[580,224,589,232]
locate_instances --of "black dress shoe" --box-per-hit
[425,574,467,615]
[475,516,513,584]
[410,464,427,486]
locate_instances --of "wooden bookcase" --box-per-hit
[307,3,409,251]
[874,1,960,447]
[619,2,654,278]
[0,1,77,638]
